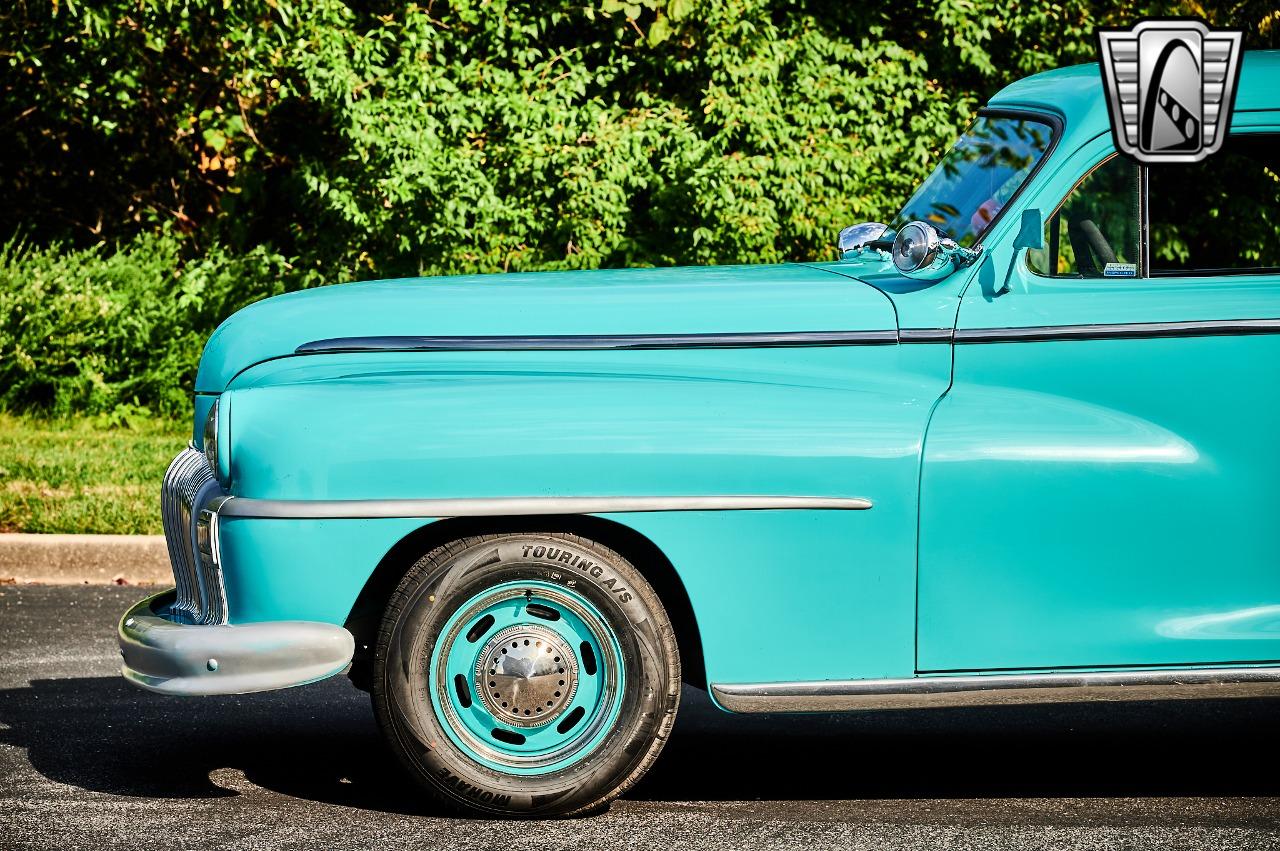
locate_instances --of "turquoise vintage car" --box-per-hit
[120,52,1280,816]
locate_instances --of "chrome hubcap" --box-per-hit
[430,580,625,774]
[475,624,579,727]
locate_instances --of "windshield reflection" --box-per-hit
[894,115,1053,247]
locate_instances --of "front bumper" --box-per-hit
[120,590,355,696]
[120,444,355,696]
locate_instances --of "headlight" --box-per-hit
[203,398,220,477]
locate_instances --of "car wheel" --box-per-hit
[372,531,681,817]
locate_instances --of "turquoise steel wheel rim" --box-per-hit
[429,580,625,775]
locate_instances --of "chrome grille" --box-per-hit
[161,447,229,624]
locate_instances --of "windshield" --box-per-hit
[894,114,1054,247]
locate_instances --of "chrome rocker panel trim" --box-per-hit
[218,494,873,520]
[711,666,1280,713]
[119,589,355,696]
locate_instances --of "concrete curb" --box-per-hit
[0,534,170,585]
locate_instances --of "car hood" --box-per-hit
[196,263,896,392]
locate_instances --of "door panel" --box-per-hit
[918,124,1280,672]
[921,330,1280,670]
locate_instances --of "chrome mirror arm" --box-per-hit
[943,241,984,269]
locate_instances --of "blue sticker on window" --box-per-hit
[1103,262,1137,277]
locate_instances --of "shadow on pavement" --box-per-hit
[637,689,1280,802]
[3,675,1280,813]
[0,674,426,814]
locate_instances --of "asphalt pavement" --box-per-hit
[3,584,1280,850]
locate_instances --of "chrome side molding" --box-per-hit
[954,317,1280,344]
[293,318,1280,358]
[219,494,873,520]
[711,666,1280,713]
[295,330,897,355]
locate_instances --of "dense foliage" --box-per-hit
[0,233,309,416]
[1,0,1277,417]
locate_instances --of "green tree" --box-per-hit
[1,0,1277,416]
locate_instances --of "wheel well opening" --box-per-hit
[344,514,707,692]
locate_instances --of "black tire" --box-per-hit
[372,531,680,817]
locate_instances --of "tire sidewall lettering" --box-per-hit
[376,533,676,816]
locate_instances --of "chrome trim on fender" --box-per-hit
[711,666,1280,713]
[955,317,1280,344]
[119,589,355,696]
[898,328,954,343]
[294,318,1280,355]
[218,494,873,520]
[162,446,229,624]
[295,330,898,354]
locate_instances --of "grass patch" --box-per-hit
[0,414,187,534]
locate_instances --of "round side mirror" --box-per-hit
[836,222,889,258]
[891,221,982,281]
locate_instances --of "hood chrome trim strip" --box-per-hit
[219,494,873,520]
[295,318,1280,355]
[712,665,1280,713]
[296,330,898,354]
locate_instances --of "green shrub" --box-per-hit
[13,0,1265,277]
[0,233,318,419]
[1,1,1277,418]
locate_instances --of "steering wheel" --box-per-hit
[1066,217,1117,277]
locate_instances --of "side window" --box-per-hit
[1028,156,1140,278]
[1148,135,1280,275]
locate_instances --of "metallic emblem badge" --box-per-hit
[1097,20,1243,163]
